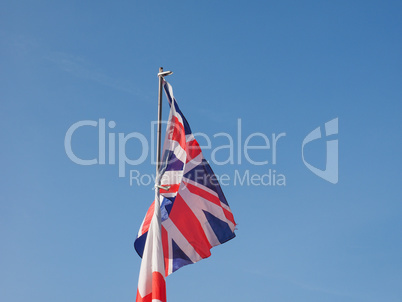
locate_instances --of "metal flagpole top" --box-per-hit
[158,68,173,77]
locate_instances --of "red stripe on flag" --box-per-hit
[185,182,236,225]
[136,272,166,302]
[185,182,220,207]
[186,139,201,162]
[152,271,166,302]
[169,116,186,150]
[136,289,150,302]
[169,194,212,258]
[223,208,236,225]
[159,183,180,194]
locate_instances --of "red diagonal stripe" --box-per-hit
[169,193,212,258]
[185,182,220,207]
[169,116,186,150]
[223,208,236,225]
[185,182,236,225]
[186,139,201,162]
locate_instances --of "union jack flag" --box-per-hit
[135,80,236,281]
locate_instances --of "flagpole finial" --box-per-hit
[158,67,173,78]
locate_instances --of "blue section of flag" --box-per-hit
[162,151,184,171]
[172,240,193,272]
[183,159,229,206]
[160,197,173,222]
[203,210,236,244]
[134,233,147,258]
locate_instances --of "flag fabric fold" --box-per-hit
[135,79,236,298]
[136,188,166,302]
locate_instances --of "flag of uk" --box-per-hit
[135,80,236,277]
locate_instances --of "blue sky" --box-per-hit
[1,1,401,301]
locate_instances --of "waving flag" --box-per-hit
[135,80,236,281]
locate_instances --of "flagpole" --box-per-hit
[155,67,173,208]
[156,67,163,174]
